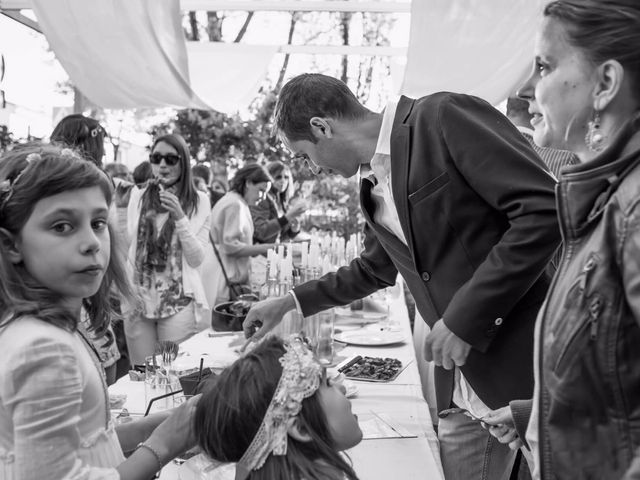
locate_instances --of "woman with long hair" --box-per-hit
[251,161,307,244]
[194,336,362,479]
[205,163,277,306]
[125,133,210,365]
[483,2,640,478]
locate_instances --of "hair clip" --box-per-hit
[25,152,42,163]
[90,127,100,138]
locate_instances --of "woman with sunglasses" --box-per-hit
[124,134,210,365]
[251,161,307,244]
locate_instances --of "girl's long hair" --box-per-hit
[50,114,107,167]
[194,336,359,480]
[0,144,133,335]
[151,134,200,217]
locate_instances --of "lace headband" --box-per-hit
[235,335,322,480]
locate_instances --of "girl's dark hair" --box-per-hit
[544,0,640,102]
[194,336,359,480]
[274,74,368,143]
[0,144,133,335]
[229,163,272,197]
[151,134,200,217]
[50,114,107,167]
[267,161,294,205]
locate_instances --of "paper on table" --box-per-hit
[359,412,418,440]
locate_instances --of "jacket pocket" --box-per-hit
[553,293,604,375]
[408,172,450,205]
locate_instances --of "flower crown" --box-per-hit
[0,149,79,215]
[235,335,322,480]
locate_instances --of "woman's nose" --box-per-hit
[517,64,537,101]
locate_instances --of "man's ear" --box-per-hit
[309,117,333,140]
[593,59,624,112]
[0,228,22,264]
[287,417,313,443]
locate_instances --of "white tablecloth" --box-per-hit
[110,287,444,479]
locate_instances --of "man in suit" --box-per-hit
[244,74,560,479]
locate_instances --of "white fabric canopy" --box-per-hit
[31,0,209,109]
[400,0,545,104]
[31,0,277,112]
[187,43,278,113]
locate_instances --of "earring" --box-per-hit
[585,110,607,153]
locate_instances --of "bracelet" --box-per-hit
[136,442,163,472]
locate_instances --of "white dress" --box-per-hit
[0,316,124,479]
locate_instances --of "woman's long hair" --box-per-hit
[229,163,272,198]
[267,161,295,208]
[151,134,200,217]
[195,336,359,480]
[0,144,133,335]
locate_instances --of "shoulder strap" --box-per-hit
[209,232,234,291]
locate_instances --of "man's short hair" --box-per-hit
[273,73,367,143]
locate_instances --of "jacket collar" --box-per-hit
[558,113,640,238]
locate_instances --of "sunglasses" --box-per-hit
[149,152,180,166]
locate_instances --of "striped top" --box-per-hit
[517,127,579,180]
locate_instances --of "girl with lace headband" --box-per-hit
[194,335,362,480]
[0,145,200,479]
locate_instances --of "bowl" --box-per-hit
[211,302,245,331]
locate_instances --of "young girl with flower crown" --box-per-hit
[193,335,362,480]
[0,145,198,480]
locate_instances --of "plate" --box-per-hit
[333,330,405,346]
[335,306,387,323]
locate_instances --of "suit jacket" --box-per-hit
[294,93,561,411]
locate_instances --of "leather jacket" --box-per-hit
[537,114,640,479]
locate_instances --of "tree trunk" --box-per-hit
[207,11,223,41]
[234,11,255,42]
[188,11,199,41]
[275,12,299,91]
[339,12,352,84]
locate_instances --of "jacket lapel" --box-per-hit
[390,97,415,257]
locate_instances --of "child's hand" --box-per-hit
[482,406,523,451]
[145,394,201,461]
[159,190,185,220]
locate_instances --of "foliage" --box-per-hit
[0,125,13,153]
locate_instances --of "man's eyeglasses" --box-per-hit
[149,152,180,166]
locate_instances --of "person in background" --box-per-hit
[104,162,134,184]
[251,160,307,244]
[482,1,640,479]
[192,163,225,208]
[125,134,210,365]
[51,113,126,384]
[51,113,107,167]
[204,163,277,307]
[133,161,154,188]
[0,145,199,479]
[506,96,579,179]
[243,73,561,480]
[194,335,361,480]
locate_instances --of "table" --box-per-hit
[110,287,444,479]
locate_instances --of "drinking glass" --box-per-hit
[144,355,181,414]
[315,309,335,365]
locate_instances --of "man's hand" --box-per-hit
[424,319,471,370]
[482,406,523,451]
[242,295,296,342]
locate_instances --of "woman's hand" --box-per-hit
[159,190,185,220]
[482,406,523,451]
